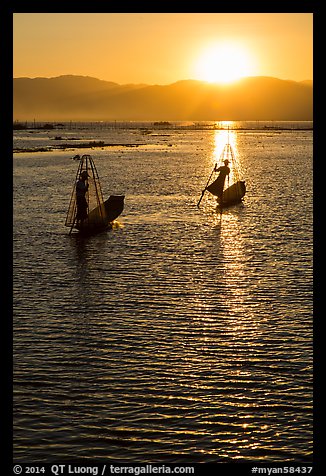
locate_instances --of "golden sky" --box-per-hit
[13,13,313,85]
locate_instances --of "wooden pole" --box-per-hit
[197,164,216,208]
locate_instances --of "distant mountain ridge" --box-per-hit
[13,75,313,121]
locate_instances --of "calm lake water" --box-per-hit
[13,123,313,464]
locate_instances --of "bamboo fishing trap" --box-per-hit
[65,154,125,234]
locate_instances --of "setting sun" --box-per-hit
[194,43,255,84]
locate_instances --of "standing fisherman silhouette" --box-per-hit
[76,170,89,227]
[212,159,230,203]
[197,158,232,208]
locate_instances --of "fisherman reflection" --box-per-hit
[213,159,230,201]
[76,170,89,227]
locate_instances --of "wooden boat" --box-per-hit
[218,180,246,207]
[197,135,246,209]
[65,154,124,235]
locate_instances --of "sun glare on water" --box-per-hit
[194,43,255,84]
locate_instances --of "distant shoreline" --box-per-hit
[13,142,146,154]
[13,122,313,154]
[13,120,313,132]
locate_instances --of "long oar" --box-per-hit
[197,164,216,208]
[69,216,76,235]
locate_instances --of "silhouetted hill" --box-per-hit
[13,75,313,121]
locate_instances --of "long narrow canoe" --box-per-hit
[217,181,246,207]
[75,195,125,234]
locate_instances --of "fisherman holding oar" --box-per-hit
[212,159,230,203]
[197,159,230,207]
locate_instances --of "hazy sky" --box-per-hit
[13,13,313,84]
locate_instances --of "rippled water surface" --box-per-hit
[13,124,313,463]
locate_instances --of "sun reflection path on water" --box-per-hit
[179,204,277,456]
[212,122,237,163]
[211,122,245,187]
[193,201,259,336]
[214,209,257,329]
[184,206,277,454]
